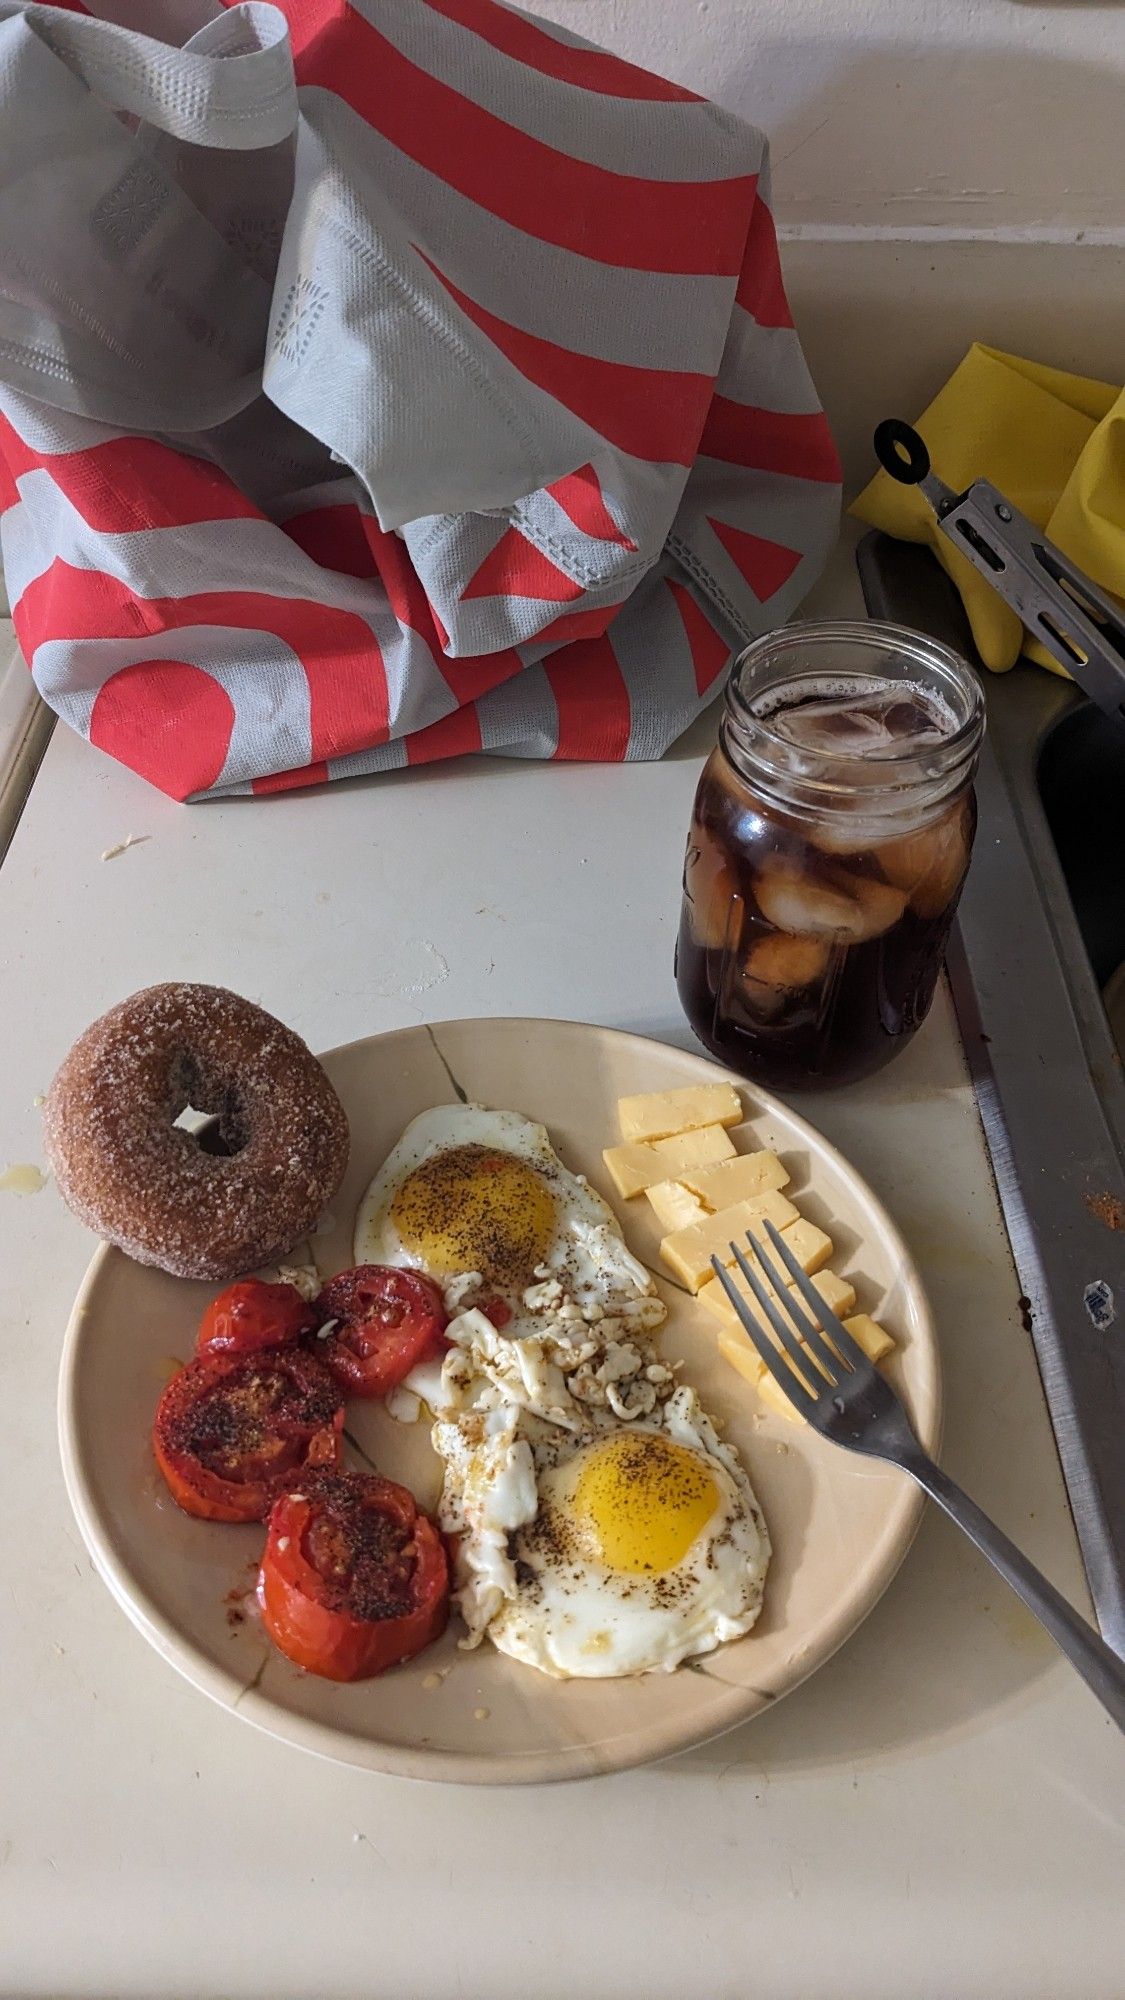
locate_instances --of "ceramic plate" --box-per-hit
[58,1018,940,1784]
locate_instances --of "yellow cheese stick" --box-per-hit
[601,1123,734,1200]
[751,1315,896,1421]
[602,1143,673,1201]
[659,1190,799,1291]
[757,1368,805,1419]
[645,1179,708,1232]
[651,1125,737,1168]
[835,1313,895,1366]
[698,1265,857,1330]
[678,1148,789,1211]
[779,1216,833,1275]
[717,1326,762,1387]
[617,1083,743,1144]
[780,1311,893,1387]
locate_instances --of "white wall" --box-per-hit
[526,0,1125,239]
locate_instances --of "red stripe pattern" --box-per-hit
[405,702,483,764]
[16,559,391,777]
[546,465,637,550]
[287,1,751,274]
[463,525,584,604]
[734,196,792,330]
[416,249,715,468]
[419,0,701,102]
[0,0,839,798]
[0,415,262,532]
[546,635,632,761]
[699,398,842,484]
[533,601,625,646]
[707,518,804,601]
[90,659,236,798]
[667,580,731,694]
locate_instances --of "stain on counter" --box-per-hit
[0,1163,48,1194]
[1085,1190,1125,1232]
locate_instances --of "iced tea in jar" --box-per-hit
[676,620,985,1088]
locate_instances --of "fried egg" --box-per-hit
[354,1105,656,1345]
[435,1388,770,1677]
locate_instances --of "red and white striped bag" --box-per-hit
[0,0,840,799]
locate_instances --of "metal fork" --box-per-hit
[712,1222,1125,1730]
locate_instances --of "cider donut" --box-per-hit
[45,983,349,1281]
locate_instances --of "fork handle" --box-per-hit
[903,1450,1125,1730]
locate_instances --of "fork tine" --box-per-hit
[729,1240,819,1387]
[759,1218,872,1375]
[744,1231,848,1385]
[710,1256,818,1421]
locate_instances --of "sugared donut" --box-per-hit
[45,983,349,1281]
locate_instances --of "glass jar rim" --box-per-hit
[722,617,985,821]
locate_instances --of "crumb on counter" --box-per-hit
[100,833,152,862]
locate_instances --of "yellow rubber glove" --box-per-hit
[851,344,1122,674]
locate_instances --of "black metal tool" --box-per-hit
[873,418,1125,725]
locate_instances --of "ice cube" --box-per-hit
[741,933,831,1017]
[805,800,879,856]
[755,862,907,943]
[877,802,971,917]
[684,820,740,950]
[772,685,951,759]
[836,869,910,939]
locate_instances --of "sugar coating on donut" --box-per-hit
[44,983,350,1281]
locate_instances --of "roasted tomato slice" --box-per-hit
[152,1348,345,1523]
[257,1469,449,1680]
[315,1265,448,1398]
[196,1279,316,1360]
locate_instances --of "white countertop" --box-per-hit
[1,557,1122,1999]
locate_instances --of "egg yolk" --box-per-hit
[571,1433,718,1574]
[390,1144,556,1290]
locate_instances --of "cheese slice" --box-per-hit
[659,1189,799,1291]
[601,1122,736,1199]
[801,1311,894,1375]
[838,1313,895,1366]
[645,1179,708,1232]
[736,1313,896,1422]
[717,1326,762,1388]
[779,1217,833,1275]
[718,1339,818,1415]
[698,1265,857,1330]
[679,1148,789,1211]
[699,1269,782,1326]
[650,1124,736,1169]
[617,1083,743,1144]
[757,1367,804,1420]
[601,1143,671,1200]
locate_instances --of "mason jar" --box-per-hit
[675,619,986,1089]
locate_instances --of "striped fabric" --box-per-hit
[0,0,840,799]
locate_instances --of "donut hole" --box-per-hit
[173,1109,244,1159]
[170,1057,251,1159]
